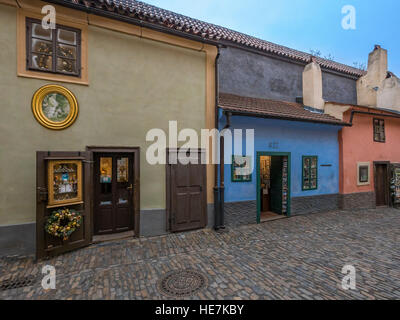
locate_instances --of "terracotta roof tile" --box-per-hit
[59,0,365,77]
[219,93,350,126]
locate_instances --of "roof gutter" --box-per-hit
[349,110,400,124]
[221,109,351,127]
[45,0,221,47]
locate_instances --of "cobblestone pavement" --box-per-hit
[1,208,400,300]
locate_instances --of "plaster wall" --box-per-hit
[219,46,357,105]
[221,116,341,203]
[0,5,207,225]
[377,76,400,112]
[339,112,400,194]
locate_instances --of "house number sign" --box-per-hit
[269,142,279,149]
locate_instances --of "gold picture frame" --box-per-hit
[47,160,83,208]
[32,84,79,130]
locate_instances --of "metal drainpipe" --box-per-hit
[213,46,221,230]
[219,112,231,229]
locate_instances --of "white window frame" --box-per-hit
[357,162,371,186]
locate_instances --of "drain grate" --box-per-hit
[158,269,208,297]
[0,275,37,291]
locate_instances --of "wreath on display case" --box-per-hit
[45,208,82,241]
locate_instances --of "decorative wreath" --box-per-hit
[45,208,82,241]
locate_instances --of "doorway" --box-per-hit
[88,147,140,237]
[166,149,207,232]
[257,152,291,223]
[374,162,390,207]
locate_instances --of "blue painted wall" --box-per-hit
[220,114,341,203]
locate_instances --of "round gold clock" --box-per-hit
[32,84,79,130]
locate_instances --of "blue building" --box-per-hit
[218,93,349,225]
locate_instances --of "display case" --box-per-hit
[232,156,252,182]
[47,160,83,208]
[391,164,400,207]
[282,156,289,214]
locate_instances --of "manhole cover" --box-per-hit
[158,269,208,297]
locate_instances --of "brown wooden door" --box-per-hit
[36,151,92,259]
[375,163,389,206]
[167,149,207,232]
[94,153,134,235]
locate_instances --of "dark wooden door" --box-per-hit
[167,149,207,232]
[36,151,92,259]
[375,163,389,206]
[94,153,134,235]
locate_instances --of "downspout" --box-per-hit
[213,46,221,230]
[219,111,231,230]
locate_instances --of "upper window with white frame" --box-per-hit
[26,18,81,77]
[373,118,385,143]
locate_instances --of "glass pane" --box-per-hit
[57,28,77,45]
[311,157,317,168]
[32,38,53,54]
[57,43,77,59]
[311,179,317,189]
[57,58,77,74]
[53,163,78,201]
[31,54,52,71]
[359,166,369,183]
[100,157,112,201]
[32,23,52,40]
[100,158,112,184]
[117,158,129,183]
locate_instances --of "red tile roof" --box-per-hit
[219,93,350,126]
[57,0,365,77]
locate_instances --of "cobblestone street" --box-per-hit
[1,208,400,300]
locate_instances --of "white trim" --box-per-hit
[357,162,371,186]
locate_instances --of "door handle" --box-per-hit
[127,184,133,191]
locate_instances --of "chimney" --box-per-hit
[302,57,325,110]
[357,45,388,107]
[377,72,400,112]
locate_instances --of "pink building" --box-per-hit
[338,105,400,209]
